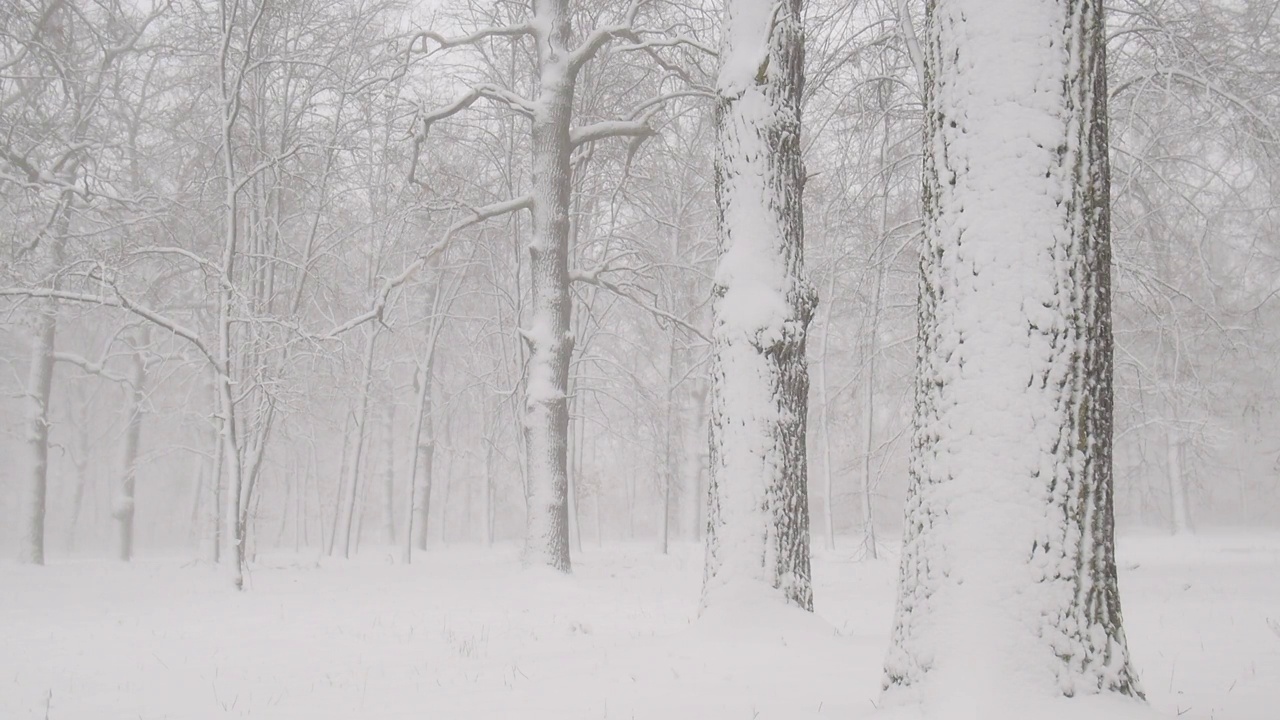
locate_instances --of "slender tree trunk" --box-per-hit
[382,404,397,545]
[520,0,576,571]
[661,334,678,554]
[702,0,815,611]
[1166,429,1191,535]
[209,380,224,565]
[341,327,378,558]
[18,297,57,565]
[884,0,1141,701]
[66,387,91,552]
[859,323,879,560]
[683,385,706,541]
[405,355,435,561]
[816,271,837,552]
[484,435,496,546]
[566,404,583,553]
[115,332,150,561]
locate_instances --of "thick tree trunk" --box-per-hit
[520,0,575,572]
[884,0,1141,702]
[115,333,150,562]
[702,0,815,612]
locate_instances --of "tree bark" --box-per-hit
[405,352,435,560]
[18,296,57,565]
[520,0,576,572]
[884,0,1141,701]
[816,271,837,552]
[340,327,378,558]
[702,0,815,612]
[115,331,150,562]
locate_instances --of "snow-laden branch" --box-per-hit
[612,34,718,58]
[571,118,656,149]
[0,287,214,365]
[409,86,536,185]
[233,144,302,193]
[408,24,533,54]
[325,195,532,339]
[566,0,644,73]
[568,267,709,343]
[129,246,220,278]
[571,89,712,150]
[53,351,133,386]
[423,84,536,126]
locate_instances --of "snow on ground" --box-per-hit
[1,532,1276,719]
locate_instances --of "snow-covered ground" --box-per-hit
[2,532,1276,719]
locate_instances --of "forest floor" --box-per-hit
[1,531,1277,719]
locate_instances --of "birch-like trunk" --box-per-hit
[115,333,150,562]
[702,0,815,611]
[520,0,575,572]
[18,296,57,565]
[884,0,1141,701]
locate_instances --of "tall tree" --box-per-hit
[409,0,700,571]
[884,0,1142,704]
[701,0,815,611]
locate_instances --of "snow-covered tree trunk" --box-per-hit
[884,0,1142,704]
[18,297,57,565]
[702,0,816,611]
[115,333,150,562]
[520,0,575,572]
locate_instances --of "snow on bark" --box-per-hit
[18,297,57,565]
[884,0,1142,706]
[520,0,575,572]
[702,0,815,612]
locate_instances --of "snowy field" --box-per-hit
[2,532,1277,720]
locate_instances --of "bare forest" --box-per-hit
[2,0,1278,718]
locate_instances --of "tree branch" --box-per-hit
[568,268,709,342]
[325,195,532,338]
[408,24,533,54]
[0,287,214,365]
[53,351,133,385]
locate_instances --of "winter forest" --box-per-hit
[2,0,1278,717]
